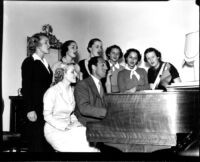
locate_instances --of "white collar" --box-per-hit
[109,61,120,72]
[91,75,101,93]
[84,59,91,76]
[109,60,120,69]
[32,53,49,72]
[56,82,74,105]
[32,53,43,61]
[57,82,73,94]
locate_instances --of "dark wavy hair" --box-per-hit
[124,48,141,64]
[144,47,162,62]
[87,38,102,53]
[88,56,103,75]
[28,32,49,54]
[105,45,123,60]
[60,40,79,63]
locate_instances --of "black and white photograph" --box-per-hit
[0,0,199,161]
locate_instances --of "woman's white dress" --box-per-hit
[43,82,98,152]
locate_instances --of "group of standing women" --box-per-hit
[21,32,181,152]
[106,45,181,93]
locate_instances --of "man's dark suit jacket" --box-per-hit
[74,76,107,126]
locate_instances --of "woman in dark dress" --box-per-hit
[21,32,53,152]
[144,47,181,91]
[78,38,110,92]
[79,38,104,79]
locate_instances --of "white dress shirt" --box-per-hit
[91,75,101,94]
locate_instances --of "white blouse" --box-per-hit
[43,82,81,131]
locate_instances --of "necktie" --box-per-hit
[99,81,104,98]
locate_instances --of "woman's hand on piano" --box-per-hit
[125,87,137,93]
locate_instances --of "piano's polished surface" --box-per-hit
[86,88,199,152]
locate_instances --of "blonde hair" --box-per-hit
[53,63,75,85]
[28,32,49,55]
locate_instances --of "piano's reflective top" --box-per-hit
[86,88,199,152]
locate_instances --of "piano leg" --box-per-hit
[153,132,200,157]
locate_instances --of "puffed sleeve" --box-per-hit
[43,88,69,131]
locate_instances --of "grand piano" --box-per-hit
[86,86,199,153]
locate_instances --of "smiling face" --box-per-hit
[64,65,77,83]
[93,57,108,79]
[127,52,138,69]
[37,36,50,54]
[109,48,120,63]
[67,42,78,58]
[145,51,160,69]
[89,40,103,57]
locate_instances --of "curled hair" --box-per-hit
[28,32,49,55]
[144,47,162,62]
[124,48,141,64]
[54,68,65,85]
[87,38,102,53]
[105,45,123,60]
[53,63,75,85]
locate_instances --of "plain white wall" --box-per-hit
[2,1,199,131]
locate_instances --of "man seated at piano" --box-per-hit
[74,56,122,152]
[144,47,181,91]
[117,48,150,93]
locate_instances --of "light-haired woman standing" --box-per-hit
[21,32,53,152]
